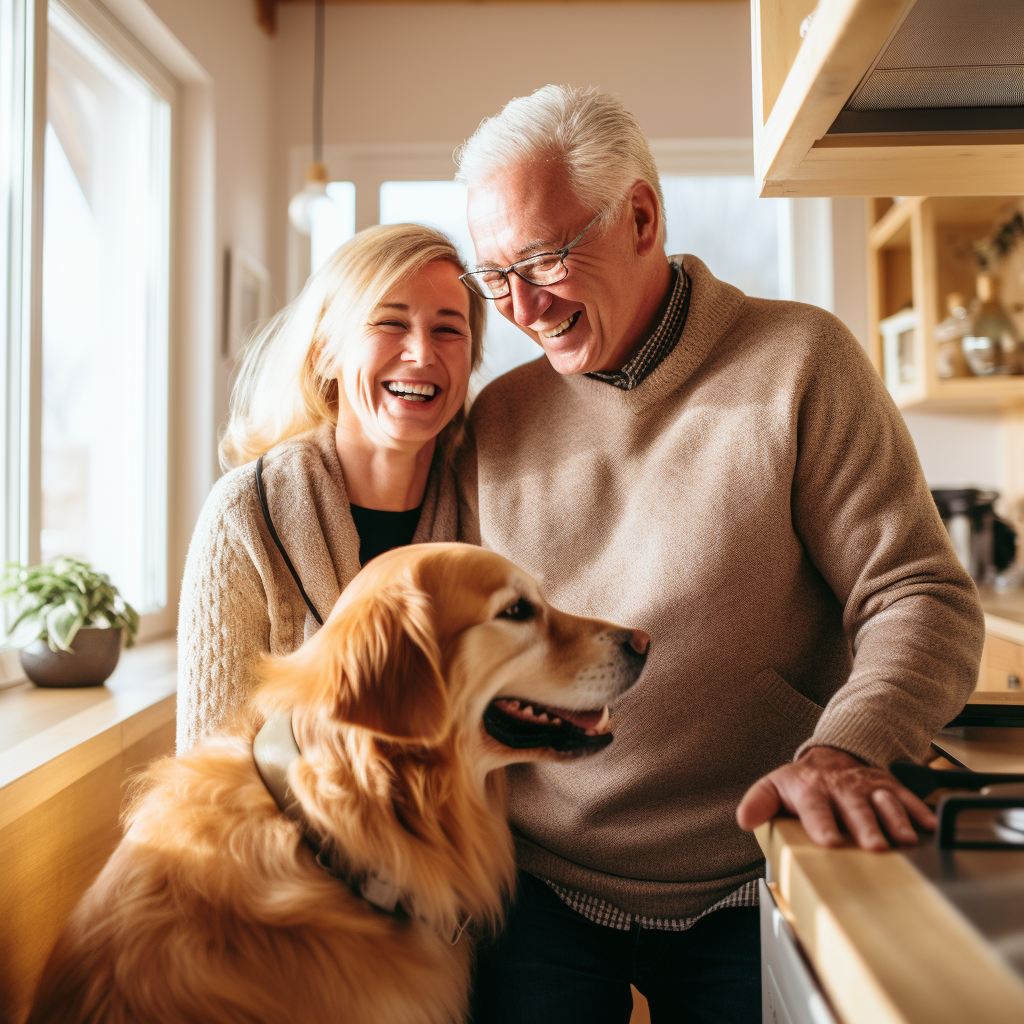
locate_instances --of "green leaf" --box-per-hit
[1,557,140,648]
[5,617,45,649]
[45,604,84,652]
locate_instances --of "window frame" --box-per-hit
[286,139,834,313]
[1,0,182,672]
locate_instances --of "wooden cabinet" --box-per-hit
[979,633,1024,693]
[760,880,839,1024]
[976,592,1024,692]
[750,0,1024,198]
[867,196,1024,413]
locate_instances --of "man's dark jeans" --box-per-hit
[471,871,761,1024]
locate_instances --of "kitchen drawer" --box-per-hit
[979,634,1024,692]
[760,880,838,1024]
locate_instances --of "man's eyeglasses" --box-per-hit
[460,212,602,300]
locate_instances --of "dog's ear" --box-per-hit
[322,582,449,744]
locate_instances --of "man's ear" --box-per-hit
[323,583,449,744]
[630,179,662,257]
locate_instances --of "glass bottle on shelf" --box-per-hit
[962,272,1023,376]
[935,292,972,378]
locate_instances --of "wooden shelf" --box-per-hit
[750,0,1024,198]
[867,195,1024,413]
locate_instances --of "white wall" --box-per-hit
[137,0,274,457]
[105,0,274,597]
[268,1,753,296]
[264,1,1000,498]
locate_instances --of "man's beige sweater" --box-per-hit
[458,256,985,919]
[177,423,457,751]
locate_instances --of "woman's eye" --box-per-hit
[498,598,534,622]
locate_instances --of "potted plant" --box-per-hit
[0,558,139,687]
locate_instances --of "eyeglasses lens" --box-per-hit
[517,254,565,285]
[464,254,568,299]
[473,271,509,298]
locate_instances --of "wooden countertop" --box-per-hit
[757,819,1024,1024]
[978,585,1024,643]
[0,638,177,830]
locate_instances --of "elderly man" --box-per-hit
[455,86,983,1022]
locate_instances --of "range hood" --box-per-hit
[751,0,1024,196]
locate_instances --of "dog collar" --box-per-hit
[252,710,469,944]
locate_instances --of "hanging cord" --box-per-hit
[312,0,325,165]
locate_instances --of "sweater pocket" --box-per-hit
[753,668,823,732]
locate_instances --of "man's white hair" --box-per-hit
[456,85,666,248]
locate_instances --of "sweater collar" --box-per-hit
[258,423,361,621]
[585,261,690,391]
[556,255,746,405]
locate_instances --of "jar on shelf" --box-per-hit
[935,292,972,378]
[962,272,1023,376]
[880,307,917,391]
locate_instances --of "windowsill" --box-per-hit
[0,637,176,830]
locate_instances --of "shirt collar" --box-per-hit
[585,261,690,391]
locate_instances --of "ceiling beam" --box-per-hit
[257,0,739,32]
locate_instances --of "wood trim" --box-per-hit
[814,132,1024,150]
[757,818,1024,1024]
[867,196,919,251]
[0,640,177,828]
[0,643,176,1023]
[754,0,818,127]
[259,0,736,25]
[0,721,175,1023]
[760,138,1024,198]
[967,689,1024,706]
[757,0,912,188]
[255,0,276,34]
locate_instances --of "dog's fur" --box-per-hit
[25,543,647,1024]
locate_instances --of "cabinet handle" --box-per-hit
[1009,674,1021,690]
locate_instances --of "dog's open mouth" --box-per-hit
[483,697,613,754]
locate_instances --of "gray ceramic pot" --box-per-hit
[20,626,123,687]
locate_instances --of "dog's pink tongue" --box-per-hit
[553,706,610,733]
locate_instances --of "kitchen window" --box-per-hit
[291,142,828,389]
[1,0,179,652]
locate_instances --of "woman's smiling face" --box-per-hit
[335,260,473,452]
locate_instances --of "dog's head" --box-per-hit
[256,543,648,767]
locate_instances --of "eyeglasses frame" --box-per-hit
[459,211,603,300]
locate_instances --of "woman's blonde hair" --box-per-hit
[220,223,486,470]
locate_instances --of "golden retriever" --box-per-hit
[25,542,649,1024]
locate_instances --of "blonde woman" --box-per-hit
[177,224,485,751]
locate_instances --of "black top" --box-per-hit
[349,504,423,566]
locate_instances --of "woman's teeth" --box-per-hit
[542,311,581,339]
[385,382,436,402]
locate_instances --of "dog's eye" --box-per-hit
[498,598,534,622]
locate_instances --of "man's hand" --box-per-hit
[736,746,937,851]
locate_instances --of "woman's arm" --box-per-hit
[176,475,272,752]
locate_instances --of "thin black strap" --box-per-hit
[255,456,324,626]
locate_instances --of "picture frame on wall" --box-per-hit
[224,248,271,360]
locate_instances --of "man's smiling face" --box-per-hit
[466,157,653,376]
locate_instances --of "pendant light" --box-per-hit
[288,0,327,234]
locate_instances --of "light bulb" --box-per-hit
[288,162,328,235]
